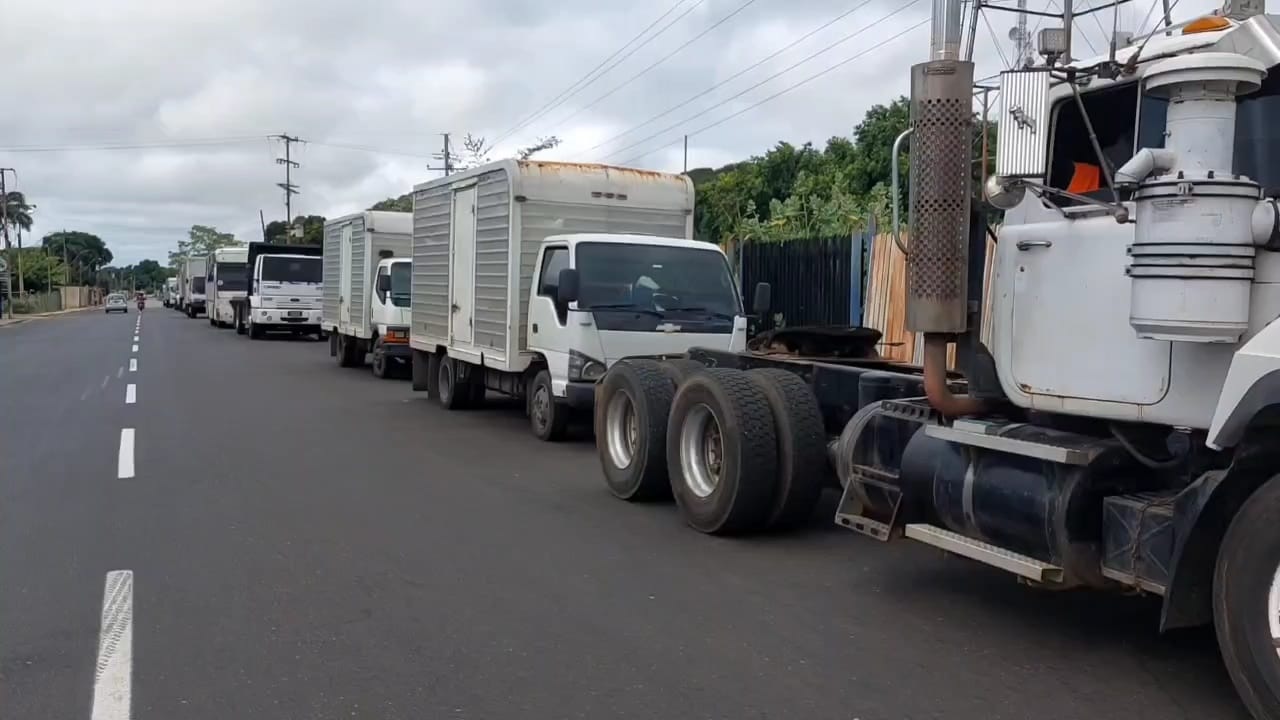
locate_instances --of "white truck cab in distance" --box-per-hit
[231,242,323,340]
[181,256,207,318]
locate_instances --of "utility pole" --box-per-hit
[272,134,302,226]
[0,168,14,318]
[1008,0,1033,68]
[683,135,688,173]
[431,133,454,176]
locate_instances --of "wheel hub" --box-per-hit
[1268,564,1280,661]
[533,386,550,428]
[678,404,723,498]
[605,391,637,469]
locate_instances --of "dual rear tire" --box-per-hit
[595,359,825,533]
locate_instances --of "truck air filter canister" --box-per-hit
[1127,53,1266,343]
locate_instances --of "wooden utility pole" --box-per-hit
[273,134,302,223]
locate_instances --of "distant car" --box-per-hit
[105,294,128,314]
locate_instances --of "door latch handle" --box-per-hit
[531,323,539,334]
[1016,240,1053,251]
[451,303,460,313]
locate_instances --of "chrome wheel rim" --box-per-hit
[678,403,722,499]
[605,390,638,469]
[439,360,452,398]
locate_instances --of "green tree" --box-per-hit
[369,193,412,212]
[264,215,325,245]
[9,247,66,292]
[42,230,113,283]
[169,224,242,269]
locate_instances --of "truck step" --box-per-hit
[835,463,903,542]
[904,524,1065,583]
[924,419,1102,466]
[1101,491,1176,594]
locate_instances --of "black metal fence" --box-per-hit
[739,234,860,333]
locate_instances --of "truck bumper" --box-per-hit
[254,308,322,327]
[564,381,596,411]
[383,342,412,360]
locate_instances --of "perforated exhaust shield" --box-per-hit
[907,59,973,334]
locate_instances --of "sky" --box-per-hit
[0,0,1228,265]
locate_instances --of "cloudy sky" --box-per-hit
[2,0,1227,264]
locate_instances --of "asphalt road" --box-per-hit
[0,307,1250,719]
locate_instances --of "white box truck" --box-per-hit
[181,256,208,318]
[206,246,248,328]
[409,159,749,440]
[322,211,413,378]
[163,277,178,308]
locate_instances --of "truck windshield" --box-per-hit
[215,262,248,292]
[191,277,206,293]
[575,242,741,318]
[390,262,411,308]
[262,256,321,284]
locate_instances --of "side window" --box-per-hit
[538,246,568,298]
[1048,82,1139,199]
[375,267,388,303]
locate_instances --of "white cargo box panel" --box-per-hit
[411,159,694,372]
[322,211,412,338]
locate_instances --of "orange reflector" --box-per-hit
[1183,16,1231,34]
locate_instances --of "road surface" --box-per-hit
[0,308,1249,719]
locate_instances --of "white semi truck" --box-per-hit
[588,4,1280,718]
[163,277,178,308]
[322,211,413,378]
[206,246,248,328]
[230,242,323,340]
[180,256,207,318]
[409,159,750,440]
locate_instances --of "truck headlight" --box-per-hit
[568,349,607,382]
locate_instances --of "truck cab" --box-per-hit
[163,277,178,308]
[243,253,323,339]
[183,257,207,318]
[365,257,412,375]
[529,233,747,409]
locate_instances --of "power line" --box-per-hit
[578,0,887,159]
[0,136,268,153]
[602,0,925,163]
[491,0,705,146]
[308,140,434,158]
[545,0,762,134]
[617,17,929,166]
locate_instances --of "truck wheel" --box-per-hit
[667,368,778,534]
[209,314,216,327]
[596,359,676,501]
[437,357,471,410]
[248,317,264,340]
[658,358,706,387]
[187,306,195,318]
[529,370,568,441]
[746,368,827,530]
[329,333,339,358]
[235,311,246,335]
[371,338,390,379]
[337,335,360,367]
[1214,474,1280,720]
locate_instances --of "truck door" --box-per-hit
[450,187,477,345]
[339,224,353,326]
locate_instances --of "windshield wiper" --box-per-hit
[583,303,664,317]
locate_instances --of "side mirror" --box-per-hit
[557,268,580,305]
[376,274,391,293]
[752,282,771,315]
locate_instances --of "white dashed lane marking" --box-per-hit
[116,429,135,479]
[91,570,133,720]
[130,345,138,353]
[128,359,137,373]
[125,384,136,405]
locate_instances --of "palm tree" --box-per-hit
[2,191,33,236]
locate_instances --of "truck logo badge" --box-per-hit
[656,323,682,333]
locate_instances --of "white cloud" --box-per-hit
[1,0,1230,263]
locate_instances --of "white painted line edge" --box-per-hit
[125,384,136,405]
[130,344,138,353]
[117,367,124,379]
[117,429,135,479]
[91,570,133,720]
[128,359,137,372]
[132,335,139,342]
[101,375,110,389]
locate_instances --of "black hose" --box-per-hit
[1109,423,1185,470]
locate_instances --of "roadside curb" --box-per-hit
[0,306,98,327]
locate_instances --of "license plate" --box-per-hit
[287,310,303,317]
